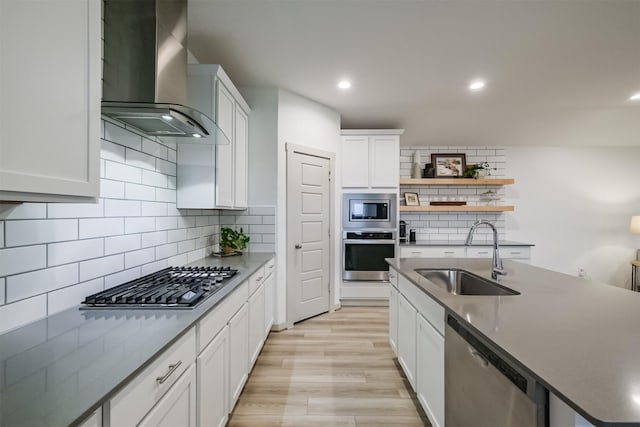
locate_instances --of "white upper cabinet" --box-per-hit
[177,65,250,209]
[341,129,403,189]
[0,0,101,202]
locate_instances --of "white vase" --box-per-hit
[412,162,422,178]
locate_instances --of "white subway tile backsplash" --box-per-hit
[167,176,176,190]
[176,216,195,229]
[125,183,156,201]
[187,248,205,263]
[142,139,168,160]
[48,239,103,266]
[47,278,104,315]
[124,217,155,234]
[234,215,263,225]
[178,239,195,254]
[142,170,168,188]
[155,243,178,259]
[124,248,155,269]
[104,161,142,184]
[0,246,47,276]
[105,234,141,255]
[155,188,176,203]
[167,253,187,266]
[100,139,125,162]
[0,295,47,334]
[0,278,5,304]
[125,149,156,171]
[100,179,125,199]
[167,148,177,163]
[105,199,141,217]
[104,122,142,151]
[79,254,124,282]
[141,201,167,217]
[156,159,176,176]
[79,218,124,239]
[140,259,168,276]
[0,203,47,220]
[5,219,77,247]
[47,200,104,219]
[248,206,276,215]
[141,231,167,248]
[250,224,275,234]
[167,228,187,243]
[6,264,79,303]
[195,216,209,227]
[0,221,3,248]
[156,216,178,231]
[249,243,276,252]
[104,268,141,289]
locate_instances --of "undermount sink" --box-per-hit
[415,268,520,296]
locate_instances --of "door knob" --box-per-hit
[295,244,302,249]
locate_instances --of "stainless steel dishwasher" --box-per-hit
[445,315,548,427]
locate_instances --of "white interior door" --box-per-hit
[287,146,332,324]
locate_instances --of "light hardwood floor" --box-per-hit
[228,307,430,427]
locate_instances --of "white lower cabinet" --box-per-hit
[264,271,275,335]
[228,302,249,411]
[109,329,197,426]
[139,364,197,427]
[400,245,531,262]
[389,283,398,357]
[417,314,444,427]
[248,283,266,368]
[397,293,417,390]
[197,326,229,427]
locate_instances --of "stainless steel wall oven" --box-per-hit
[343,231,395,281]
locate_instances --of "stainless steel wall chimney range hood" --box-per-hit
[102,0,229,144]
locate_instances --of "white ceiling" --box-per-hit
[188,0,640,147]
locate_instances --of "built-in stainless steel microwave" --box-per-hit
[342,193,396,229]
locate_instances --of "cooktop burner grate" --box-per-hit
[81,266,238,309]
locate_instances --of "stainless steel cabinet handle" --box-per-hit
[470,349,489,367]
[510,251,522,255]
[444,251,455,254]
[156,360,182,384]
[477,251,489,255]
[295,244,302,249]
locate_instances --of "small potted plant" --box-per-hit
[220,226,250,254]
[463,162,491,179]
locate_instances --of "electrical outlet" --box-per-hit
[578,268,586,278]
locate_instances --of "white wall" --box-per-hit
[277,89,342,321]
[506,146,640,288]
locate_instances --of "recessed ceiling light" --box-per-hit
[192,133,202,138]
[162,115,173,120]
[630,93,640,101]
[338,80,351,89]
[469,80,486,92]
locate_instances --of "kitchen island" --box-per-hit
[388,257,640,426]
[0,252,274,427]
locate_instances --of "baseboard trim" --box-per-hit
[340,298,389,307]
[271,321,292,331]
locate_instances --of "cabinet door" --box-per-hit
[0,0,100,202]
[341,136,369,188]
[264,271,275,335]
[197,326,229,427]
[397,294,417,390]
[248,283,266,368]
[389,283,399,357]
[228,303,249,411]
[139,364,197,427]
[417,314,444,427]
[370,136,398,188]
[234,105,249,209]
[215,80,235,208]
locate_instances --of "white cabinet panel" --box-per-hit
[342,136,369,188]
[397,293,417,390]
[248,283,266,368]
[264,271,275,335]
[389,283,398,357]
[0,0,100,202]
[234,105,249,208]
[215,81,235,208]
[417,314,444,427]
[78,408,101,427]
[139,364,197,427]
[400,246,465,258]
[197,326,229,427]
[228,303,249,411]
[370,136,398,187]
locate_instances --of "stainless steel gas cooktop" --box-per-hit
[81,266,238,309]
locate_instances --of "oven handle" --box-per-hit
[344,239,396,244]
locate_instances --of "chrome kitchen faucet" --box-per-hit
[465,220,507,280]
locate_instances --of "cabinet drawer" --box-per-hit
[401,247,465,258]
[264,257,276,278]
[502,247,531,259]
[399,275,444,335]
[249,266,266,296]
[466,247,493,258]
[109,328,197,427]
[198,280,248,353]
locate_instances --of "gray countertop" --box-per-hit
[386,257,639,426]
[399,240,534,247]
[0,252,274,427]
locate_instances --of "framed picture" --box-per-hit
[431,153,467,177]
[404,192,419,206]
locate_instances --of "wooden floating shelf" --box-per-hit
[400,178,515,186]
[400,205,515,212]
